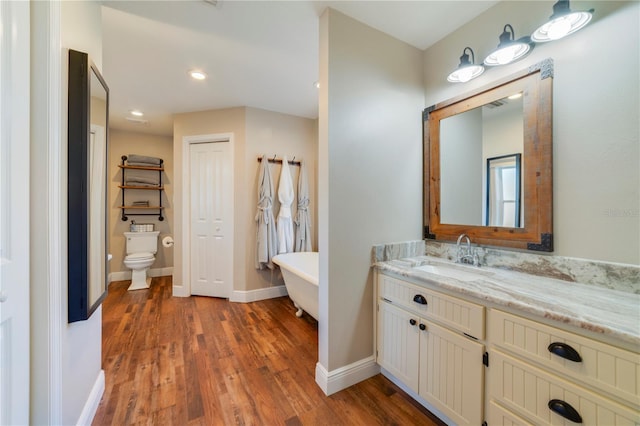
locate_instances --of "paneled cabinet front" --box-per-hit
[487,309,640,425]
[376,272,485,425]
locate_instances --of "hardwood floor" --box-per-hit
[93,276,444,425]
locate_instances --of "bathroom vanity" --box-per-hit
[374,255,639,425]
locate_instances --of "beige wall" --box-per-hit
[319,9,425,372]
[245,107,318,291]
[108,130,174,275]
[173,107,317,295]
[423,1,639,264]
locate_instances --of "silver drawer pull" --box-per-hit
[548,342,582,362]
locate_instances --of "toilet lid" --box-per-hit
[126,252,154,261]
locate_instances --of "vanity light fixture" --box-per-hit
[189,69,207,80]
[447,47,485,83]
[532,0,594,42]
[484,24,533,66]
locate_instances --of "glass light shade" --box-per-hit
[484,42,530,66]
[532,11,592,42]
[447,64,485,83]
[447,47,484,83]
[484,25,532,67]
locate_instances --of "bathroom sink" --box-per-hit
[413,262,492,282]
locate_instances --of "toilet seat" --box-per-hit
[125,252,154,261]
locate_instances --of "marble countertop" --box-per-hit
[375,256,640,347]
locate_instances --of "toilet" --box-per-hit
[123,231,160,291]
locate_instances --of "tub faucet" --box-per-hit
[456,234,480,266]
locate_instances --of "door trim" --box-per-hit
[177,133,234,297]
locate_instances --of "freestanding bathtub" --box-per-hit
[272,252,318,321]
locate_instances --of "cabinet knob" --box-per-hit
[548,399,583,423]
[419,323,426,331]
[548,342,582,362]
[413,294,427,305]
[409,318,417,326]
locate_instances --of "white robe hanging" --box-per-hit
[295,159,311,252]
[255,155,278,269]
[276,156,294,254]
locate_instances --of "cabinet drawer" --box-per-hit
[378,273,484,339]
[490,309,640,408]
[490,349,640,425]
[488,400,534,426]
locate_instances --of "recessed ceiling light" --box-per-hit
[130,110,144,117]
[189,70,207,80]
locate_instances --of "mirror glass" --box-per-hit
[423,60,553,251]
[439,94,523,227]
[89,68,108,308]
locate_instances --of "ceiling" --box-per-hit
[102,0,499,136]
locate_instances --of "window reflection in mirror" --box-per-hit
[486,153,521,227]
[439,94,523,227]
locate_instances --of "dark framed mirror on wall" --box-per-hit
[68,49,109,322]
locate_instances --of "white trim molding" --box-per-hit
[229,285,288,303]
[315,356,380,396]
[75,370,105,426]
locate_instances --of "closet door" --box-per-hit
[189,141,233,298]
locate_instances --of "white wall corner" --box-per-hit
[229,285,288,303]
[75,370,104,426]
[315,356,380,396]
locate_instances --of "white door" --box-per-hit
[0,1,30,424]
[189,141,233,298]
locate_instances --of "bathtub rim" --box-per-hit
[272,252,319,286]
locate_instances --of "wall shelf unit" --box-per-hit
[118,155,164,221]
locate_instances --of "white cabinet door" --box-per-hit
[419,320,484,426]
[378,301,420,393]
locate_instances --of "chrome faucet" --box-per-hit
[456,234,480,266]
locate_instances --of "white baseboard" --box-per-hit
[108,267,173,284]
[315,355,380,396]
[229,285,288,303]
[76,370,104,426]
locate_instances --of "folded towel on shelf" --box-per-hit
[124,171,160,185]
[126,161,163,168]
[125,181,160,188]
[132,200,150,206]
[127,154,162,165]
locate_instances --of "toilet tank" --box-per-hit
[124,231,160,255]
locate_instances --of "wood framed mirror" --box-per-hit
[423,59,553,251]
[68,49,109,322]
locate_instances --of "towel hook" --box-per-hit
[272,154,277,162]
[291,156,295,163]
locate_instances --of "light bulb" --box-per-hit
[546,16,573,40]
[457,68,474,83]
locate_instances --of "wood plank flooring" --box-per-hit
[92,276,444,425]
